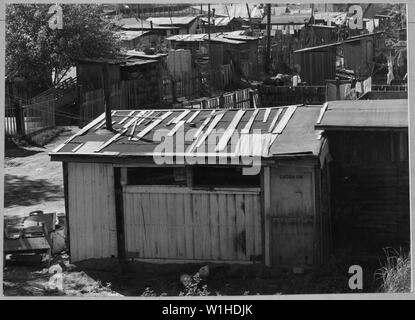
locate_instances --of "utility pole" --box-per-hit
[246,3,252,28]
[207,3,212,96]
[265,3,271,75]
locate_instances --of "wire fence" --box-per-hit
[5,93,56,136]
[23,96,56,135]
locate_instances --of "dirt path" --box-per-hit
[4,127,79,218]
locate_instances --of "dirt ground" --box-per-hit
[4,127,78,218]
[3,127,385,296]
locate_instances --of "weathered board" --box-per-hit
[67,162,118,262]
[122,186,262,262]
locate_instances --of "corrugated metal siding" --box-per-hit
[123,186,262,261]
[68,162,117,262]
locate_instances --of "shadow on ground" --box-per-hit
[5,145,44,159]
[3,254,386,296]
[4,174,63,208]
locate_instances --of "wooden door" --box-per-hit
[270,168,315,267]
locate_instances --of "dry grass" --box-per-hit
[375,248,411,293]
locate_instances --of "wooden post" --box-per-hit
[335,77,340,100]
[233,92,237,108]
[172,78,177,103]
[114,167,126,261]
[9,82,25,136]
[207,3,212,97]
[62,162,71,261]
[219,94,224,108]
[265,3,272,75]
[262,166,271,267]
[249,90,254,109]
[76,84,83,128]
[101,62,112,131]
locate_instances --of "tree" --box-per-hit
[6,4,121,93]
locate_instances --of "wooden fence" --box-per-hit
[5,93,56,136]
[372,84,408,92]
[23,96,56,135]
[182,88,255,109]
[258,85,327,107]
[5,94,18,136]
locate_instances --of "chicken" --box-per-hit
[198,265,210,279]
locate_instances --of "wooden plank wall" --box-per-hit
[123,186,262,262]
[258,85,326,107]
[67,163,118,262]
[328,131,410,256]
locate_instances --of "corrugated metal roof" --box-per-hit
[115,30,149,41]
[123,50,168,60]
[116,17,179,30]
[262,14,311,25]
[146,16,198,26]
[167,30,258,43]
[167,33,208,42]
[201,16,233,27]
[51,105,325,160]
[315,99,408,130]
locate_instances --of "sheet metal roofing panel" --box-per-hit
[201,16,232,26]
[116,17,179,30]
[269,106,323,156]
[51,106,325,159]
[146,16,198,25]
[315,99,408,130]
[262,14,311,25]
[115,30,149,41]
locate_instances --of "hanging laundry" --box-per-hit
[355,81,363,94]
[397,49,406,67]
[387,52,395,85]
[292,74,300,86]
[344,83,352,98]
[363,77,372,94]
[289,25,295,34]
[374,19,379,28]
[366,20,374,33]
[345,88,357,100]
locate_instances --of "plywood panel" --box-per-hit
[123,186,262,262]
[68,162,117,262]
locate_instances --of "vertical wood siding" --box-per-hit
[123,186,262,262]
[68,163,117,262]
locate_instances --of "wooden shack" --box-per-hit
[50,105,331,268]
[294,32,382,85]
[167,31,260,80]
[77,57,161,99]
[315,99,409,257]
[146,16,201,34]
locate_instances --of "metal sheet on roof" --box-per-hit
[50,105,325,160]
[315,99,408,130]
[116,30,149,41]
[262,14,311,25]
[146,16,198,25]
